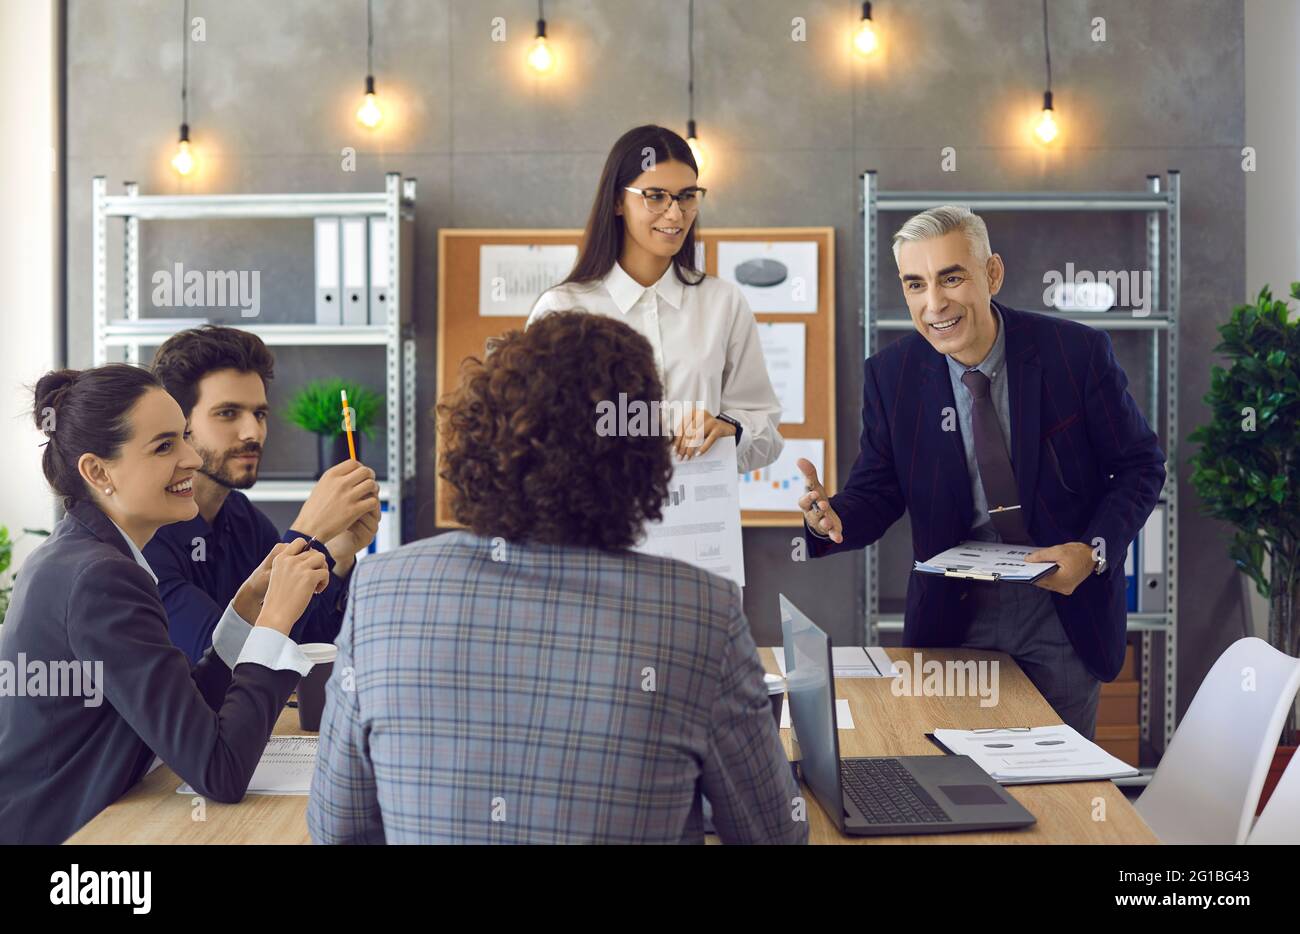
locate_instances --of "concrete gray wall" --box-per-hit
[64,0,1251,734]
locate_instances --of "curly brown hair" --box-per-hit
[437,311,673,549]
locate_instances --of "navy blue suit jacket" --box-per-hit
[808,302,1166,682]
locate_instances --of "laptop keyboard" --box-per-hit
[840,758,952,825]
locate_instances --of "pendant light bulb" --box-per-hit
[527,19,555,74]
[356,75,383,129]
[171,124,194,176]
[685,120,706,175]
[853,2,878,56]
[1035,90,1058,144]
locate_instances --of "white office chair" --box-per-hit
[1247,738,1300,844]
[1135,637,1300,844]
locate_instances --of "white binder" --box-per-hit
[368,216,390,325]
[340,216,369,325]
[1139,503,1166,612]
[313,217,341,325]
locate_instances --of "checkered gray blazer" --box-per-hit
[307,530,806,844]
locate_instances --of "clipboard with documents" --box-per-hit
[914,540,1058,584]
[930,726,1140,785]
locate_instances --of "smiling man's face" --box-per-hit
[897,229,1004,367]
[186,368,270,490]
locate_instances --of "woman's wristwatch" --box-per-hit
[716,413,743,444]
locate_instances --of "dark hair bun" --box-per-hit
[29,364,161,509]
[32,369,80,434]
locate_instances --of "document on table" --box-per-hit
[769,645,898,678]
[931,726,1140,784]
[176,736,319,796]
[633,437,745,588]
[781,698,853,729]
[914,540,1058,583]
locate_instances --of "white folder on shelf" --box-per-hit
[340,216,369,325]
[1139,503,1166,613]
[314,217,341,325]
[368,216,390,325]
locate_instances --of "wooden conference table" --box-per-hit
[67,647,1157,844]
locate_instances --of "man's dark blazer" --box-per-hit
[807,300,1166,682]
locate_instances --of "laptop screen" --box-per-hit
[779,594,845,826]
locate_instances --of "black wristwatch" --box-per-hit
[716,413,743,444]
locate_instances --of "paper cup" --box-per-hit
[764,673,787,728]
[296,643,338,731]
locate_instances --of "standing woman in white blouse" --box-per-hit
[527,124,784,473]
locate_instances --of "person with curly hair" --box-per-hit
[308,312,806,845]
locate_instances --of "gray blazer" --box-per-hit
[0,501,298,843]
[307,530,807,844]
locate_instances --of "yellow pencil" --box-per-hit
[341,389,358,462]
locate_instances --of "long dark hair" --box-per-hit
[562,125,705,289]
[31,364,162,510]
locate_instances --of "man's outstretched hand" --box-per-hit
[796,459,843,544]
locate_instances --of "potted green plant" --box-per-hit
[284,379,382,478]
[1189,283,1300,808]
[0,525,52,625]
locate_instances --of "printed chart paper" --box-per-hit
[478,244,578,316]
[634,437,745,588]
[739,438,823,512]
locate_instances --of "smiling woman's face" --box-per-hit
[617,158,699,262]
[897,230,1004,366]
[78,387,203,532]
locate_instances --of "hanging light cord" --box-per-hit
[1041,0,1052,93]
[366,0,374,76]
[180,0,189,126]
[688,0,695,123]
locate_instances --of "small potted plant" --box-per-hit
[0,525,51,625]
[284,379,382,478]
[1189,283,1300,809]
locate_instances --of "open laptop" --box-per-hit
[779,594,1036,836]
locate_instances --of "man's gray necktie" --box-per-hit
[960,368,1031,545]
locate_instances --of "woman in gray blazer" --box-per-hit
[0,364,329,843]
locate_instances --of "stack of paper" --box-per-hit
[769,646,898,679]
[780,698,854,730]
[931,726,1140,784]
[177,736,319,796]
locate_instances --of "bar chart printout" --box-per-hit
[633,438,745,587]
[739,438,824,512]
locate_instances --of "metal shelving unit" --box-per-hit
[91,172,419,542]
[860,170,1181,762]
